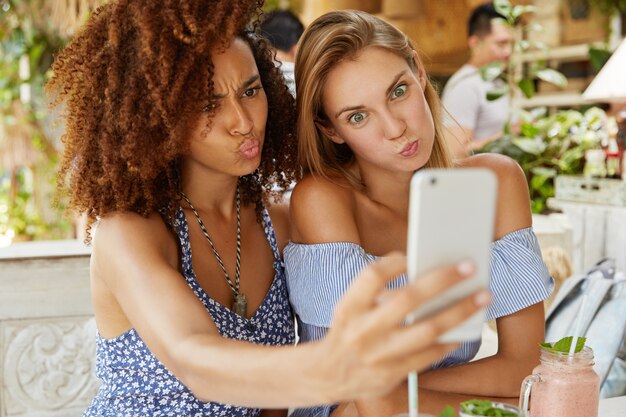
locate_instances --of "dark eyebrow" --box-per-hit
[211,74,260,100]
[242,74,260,90]
[333,70,408,119]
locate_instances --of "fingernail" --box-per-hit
[456,261,475,276]
[475,290,491,306]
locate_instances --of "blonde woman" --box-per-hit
[285,10,553,416]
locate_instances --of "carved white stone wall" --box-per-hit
[0,240,97,417]
[2,318,99,416]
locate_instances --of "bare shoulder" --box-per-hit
[458,153,528,196]
[93,211,173,252]
[458,153,520,176]
[458,154,532,238]
[92,211,178,284]
[266,200,290,250]
[289,174,360,244]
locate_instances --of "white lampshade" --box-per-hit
[583,37,626,102]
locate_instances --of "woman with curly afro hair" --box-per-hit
[48,1,489,415]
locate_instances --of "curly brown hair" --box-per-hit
[47,0,298,239]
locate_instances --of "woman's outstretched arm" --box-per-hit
[92,212,489,408]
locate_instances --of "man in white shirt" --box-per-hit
[442,2,513,158]
[260,10,304,97]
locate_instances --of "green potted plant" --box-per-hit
[480,106,608,213]
[0,0,71,243]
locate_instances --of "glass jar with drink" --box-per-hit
[519,345,599,417]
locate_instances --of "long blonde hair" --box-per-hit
[295,10,452,187]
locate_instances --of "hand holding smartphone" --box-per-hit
[406,168,497,343]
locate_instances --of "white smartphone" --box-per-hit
[406,168,497,343]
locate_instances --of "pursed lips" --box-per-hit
[399,140,419,157]
[238,137,260,159]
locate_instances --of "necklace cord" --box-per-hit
[179,188,242,298]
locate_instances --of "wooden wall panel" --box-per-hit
[328,0,382,13]
[382,0,424,18]
[298,0,537,76]
[383,1,471,76]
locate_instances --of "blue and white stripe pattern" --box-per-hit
[285,227,553,417]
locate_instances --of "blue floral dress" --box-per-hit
[83,206,296,417]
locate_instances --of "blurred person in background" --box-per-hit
[442,2,513,158]
[260,9,304,96]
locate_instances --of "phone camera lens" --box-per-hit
[430,177,437,185]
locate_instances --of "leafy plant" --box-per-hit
[1,1,65,120]
[0,168,71,241]
[588,46,612,72]
[541,336,587,353]
[588,0,626,14]
[482,0,568,115]
[263,0,302,13]
[480,107,609,213]
[1,0,70,242]
[436,406,455,417]
[460,399,518,417]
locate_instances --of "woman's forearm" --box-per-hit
[420,304,545,398]
[174,335,336,408]
[418,354,530,398]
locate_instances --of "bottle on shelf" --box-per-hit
[606,133,621,179]
[584,149,607,179]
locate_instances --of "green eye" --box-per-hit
[393,84,407,98]
[348,112,365,124]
